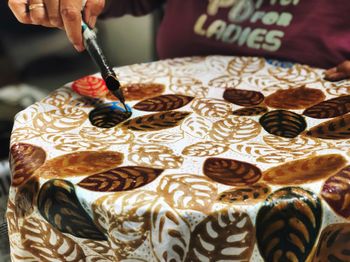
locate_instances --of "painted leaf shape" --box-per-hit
[312,223,350,262]
[218,183,271,204]
[181,116,212,139]
[306,113,350,140]
[259,110,307,138]
[268,64,319,84]
[232,106,268,116]
[170,77,208,97]
[133,94,194,111]
[78,166,164,192]
[209,116,261,143]
[223,88,265,106]
[89,102,132,128]
[15,177,39,218]
[37,179,106,240]
[191,98,232,118]
[41,87,73,108]
[82,240,115,261]
[321,166,350,219]
[157,174,218,213]
[186,208,255,261]
[182,141,229,157]
[106,83,165,101]
[33,107,88,133]
[92,191,158,260]
[203,157,262,186]
[10,143,46,187]
[20,217,85,261]
[263,154,346,185]
[151,199,191,262]
[303,95,350,118]
[265,86,325,110]
[134,130,184,144]
[227,56,265,76]
[208,75,241,89]
[256,187,322,262]
[123,111,191,132]
[128,144,183,169]
[36,151,124,179]
[72,76,109,98]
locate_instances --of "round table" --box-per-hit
[8,56,350,262]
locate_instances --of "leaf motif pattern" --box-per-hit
[263,154,346,185]
[227,57,265,76]
[256,187,322,262]
[106,83,166,101]
[223,88,265,106]
[123,111,191,132]
[38,179,106,240]
[170,77,208,97]
[36,151,124,179]
[322,81,350,96]
[133,94,194,111]
[15,177,39,218]
[209,116,261,143]
[92,191,158,259]
[150,199,191,262]
[157,174,218,213]
[265,86,325,110]
[312,223,350,262]
[218,183,271,204]
[191,98,232,118]
[129,144,183,169]
[232,106,268,116]
[33,107,88,133]
[89,102,132,128]
[303,95,350,119]
[268,64,320,84]
[259,110,307,138]
[134,130,184,144]
[72,76,109,98]
[208,75,241,89]
[10,127,41,143]
[203,157,262,186]
[82,240,115,261]
[78,166,164,192]
[321,166,350,219]
[182,141,229,157]
[10,143,46,187]
[20,216,85,261]
[80,126,134,144]
[181,116,212,139]
[306,113,350,140]
[186,208,255,261]
[41,87,73,108]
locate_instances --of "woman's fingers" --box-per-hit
[45,0,63,27]
[8,0,32,24]
[325,61,350,81]
[28,0,47,25]
[60,0,84,51]
[84,0,105,28]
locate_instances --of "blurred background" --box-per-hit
[0,2,161,260]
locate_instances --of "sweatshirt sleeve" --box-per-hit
[101,0,165,18]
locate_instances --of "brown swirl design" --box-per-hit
[203,157,262,186]
[218,183,271,204]
[303,95,350,119]
[312,223,350,262]
[265,86,325,109]
[223,88,265,106]
[321,166,350,219]
[36,151,124,178]
[10,143,46,187]
[263,154,346,185]
[106,83,165,101]
[133,94,194,111]
[182,141,229,157]
[232,106,268,116]
[78,166,164,192]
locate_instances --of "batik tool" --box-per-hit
[81,21,128,112]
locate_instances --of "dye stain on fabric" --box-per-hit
[89,102,132,128]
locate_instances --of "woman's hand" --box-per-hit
[324,61,350,82]
[8,0,105,51]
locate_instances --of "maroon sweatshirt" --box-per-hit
[103,0,350,69]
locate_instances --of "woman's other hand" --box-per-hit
[325,61,350,81]
[8,0,105,51]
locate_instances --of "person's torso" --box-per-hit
[157,0,350,68]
